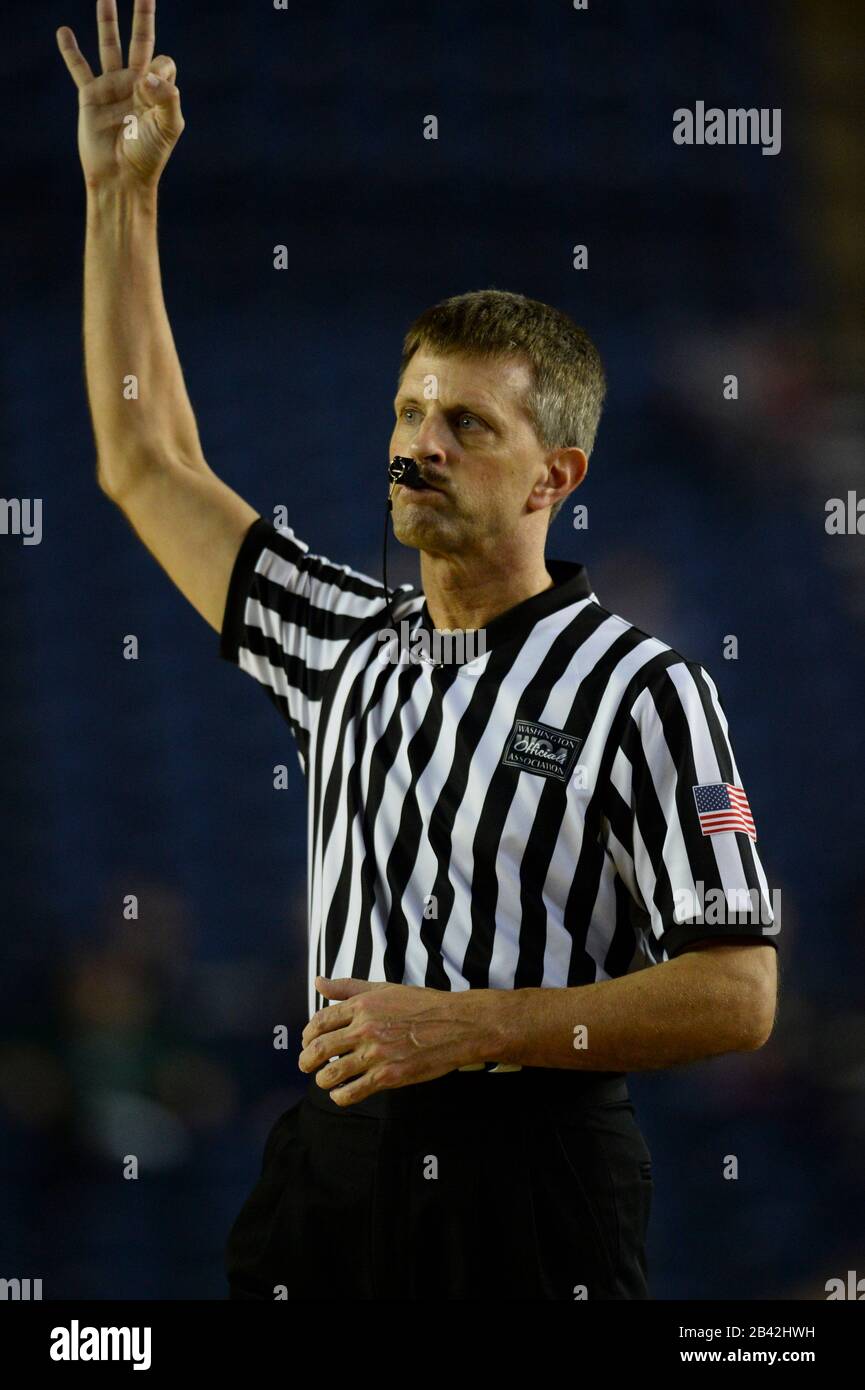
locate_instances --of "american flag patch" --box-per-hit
[693,783,756,840]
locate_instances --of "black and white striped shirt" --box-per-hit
[221,517,778,1019]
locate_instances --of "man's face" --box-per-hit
[388,349,551,554]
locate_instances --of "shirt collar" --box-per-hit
[410,559,594,667]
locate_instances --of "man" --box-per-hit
[59,0,778,1301]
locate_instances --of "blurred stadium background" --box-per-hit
[1,0,863,1298]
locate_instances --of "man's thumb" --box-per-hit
[316,975,389,999]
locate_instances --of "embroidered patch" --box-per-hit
[500,718,583,784]
[693,782,757,841]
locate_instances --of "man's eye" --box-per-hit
[458,414,477,428]
[402,408,418,422]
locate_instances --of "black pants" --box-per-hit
[226,1066,653,1300]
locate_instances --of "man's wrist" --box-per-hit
[86,180,158,224]
[458,987,528,1067]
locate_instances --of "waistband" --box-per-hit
[303,1065,630,1120]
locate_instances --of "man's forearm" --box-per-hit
[467,950,774,1071]
[84,186,205,496]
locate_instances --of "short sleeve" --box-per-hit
[220,517,412,761]
[602,659,778,958]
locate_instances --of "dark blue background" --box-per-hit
[1,0,863,1299]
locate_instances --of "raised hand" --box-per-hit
[57,0,184,191]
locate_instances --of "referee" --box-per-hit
[60,1,779,1301]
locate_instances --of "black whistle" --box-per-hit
[388,455,424,489]
[383,457,420,620]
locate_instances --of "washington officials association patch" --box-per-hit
[500,718,583,784]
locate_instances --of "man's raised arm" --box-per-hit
[58,0,258,633]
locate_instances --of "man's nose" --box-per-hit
[410,419,448,463]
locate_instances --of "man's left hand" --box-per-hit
[298,976,502,1106]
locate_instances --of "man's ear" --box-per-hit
[533,446,587,515]
[554,446,588,493]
